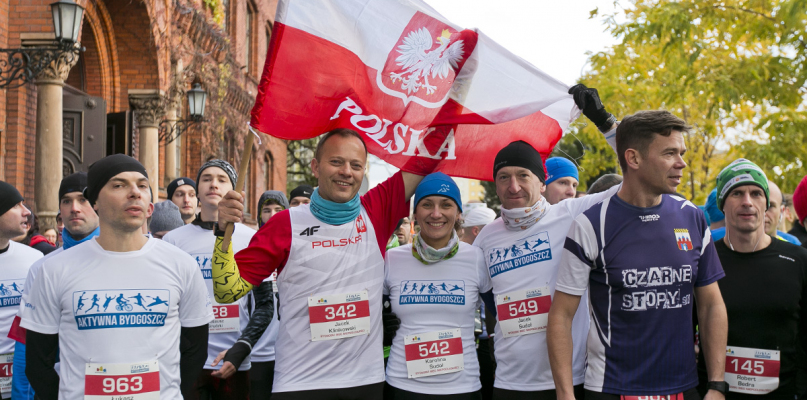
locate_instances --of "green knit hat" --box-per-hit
[715,158,769,211]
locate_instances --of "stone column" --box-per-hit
[25,34,79,231]
[164,60,184,187]
[128,90,166,199]
[163,103,179,186]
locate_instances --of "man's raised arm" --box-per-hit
[569,84,618,152]
[212,190,290,303]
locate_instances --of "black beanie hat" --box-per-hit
[493,141,546,183]
[59,172,88,200]
[289,184,314,200]
[0,180,24,217]
[167,177,197,200]
[84,154,149,205]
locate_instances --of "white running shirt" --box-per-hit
[0,242,41,354]
[384,242,492,394]
[473,185,619,391]
[20,238,213,400]
[163,222,256,371]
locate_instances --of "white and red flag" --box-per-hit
[251,0,580,180]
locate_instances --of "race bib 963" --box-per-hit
[85,361,160,399]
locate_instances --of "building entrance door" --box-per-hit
[62,85,107,175]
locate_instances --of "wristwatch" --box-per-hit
[597,114,618,133]
[708,381,729,395]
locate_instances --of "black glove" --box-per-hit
[223,341,251,371]
[382,297,401,347]
[568,84,615,132]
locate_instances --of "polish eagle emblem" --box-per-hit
[389,28,465,95]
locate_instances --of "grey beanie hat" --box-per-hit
[150,201,185,233]
[258,190,289,226]
[196,159,237,188]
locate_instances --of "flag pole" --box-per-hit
[220,125,259,252]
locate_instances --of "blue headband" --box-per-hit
[414,172,462,213]
[704,188,724,223]
[545,157,579,185]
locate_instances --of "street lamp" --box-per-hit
[160,83,209,143]
[52,0,85,44]
[187,83,207,121]
[0,0,84,88]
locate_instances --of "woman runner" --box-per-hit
[384,172,491,400]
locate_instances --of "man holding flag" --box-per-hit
[213,129,422,399]
[212,0,590,398]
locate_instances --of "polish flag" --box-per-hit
[251,0,580,180]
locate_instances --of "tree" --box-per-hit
[575,0,806,202]
[286,138,318,193]
[551,126,619,191]
[480,180,501,215]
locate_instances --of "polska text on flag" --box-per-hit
[251,0,580,181]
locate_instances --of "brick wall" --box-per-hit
[0,0,287,213]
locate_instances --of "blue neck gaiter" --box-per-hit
[62,226,100,249]
[309,188,361,226]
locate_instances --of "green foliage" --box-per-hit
[480,180,501,215]
[579,0,807,201]
[552,126,620,192]
[286,138,319,194]
[203,0,225,26]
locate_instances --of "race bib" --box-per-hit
[308,290,371,341]
[725,346,780,394]
[270,271,278,293]
[621,394,683,400]
[496,287,551,338]
[209,304,240,333]
[85,361,160,399]
[404,329,463,378]
[0,353,12,395]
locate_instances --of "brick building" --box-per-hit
[0,0,287,229]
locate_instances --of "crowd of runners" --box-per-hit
[0,85,805,400]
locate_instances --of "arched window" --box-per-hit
[265,151,274,190]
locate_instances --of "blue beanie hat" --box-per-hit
[545,157,579,185]
[704,188,724,223]
[414,172,462,213]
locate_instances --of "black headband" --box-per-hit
[493,141,546,183]
[84,154,148,205]
[0,181,23,216]
[59,172,88,200]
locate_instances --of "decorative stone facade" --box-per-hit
[0,0,287,227]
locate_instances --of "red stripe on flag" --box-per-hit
[250,23,562,181]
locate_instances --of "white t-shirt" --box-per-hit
[250,272,279,362]
[0,242,41,354]
[473,185,620,391]
[163,223,256,371]
[384,242,492,394]
[19,238,213,400]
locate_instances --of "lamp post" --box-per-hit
[1,0,87,231]
[159,83,208,143]
[0,0,84,88]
